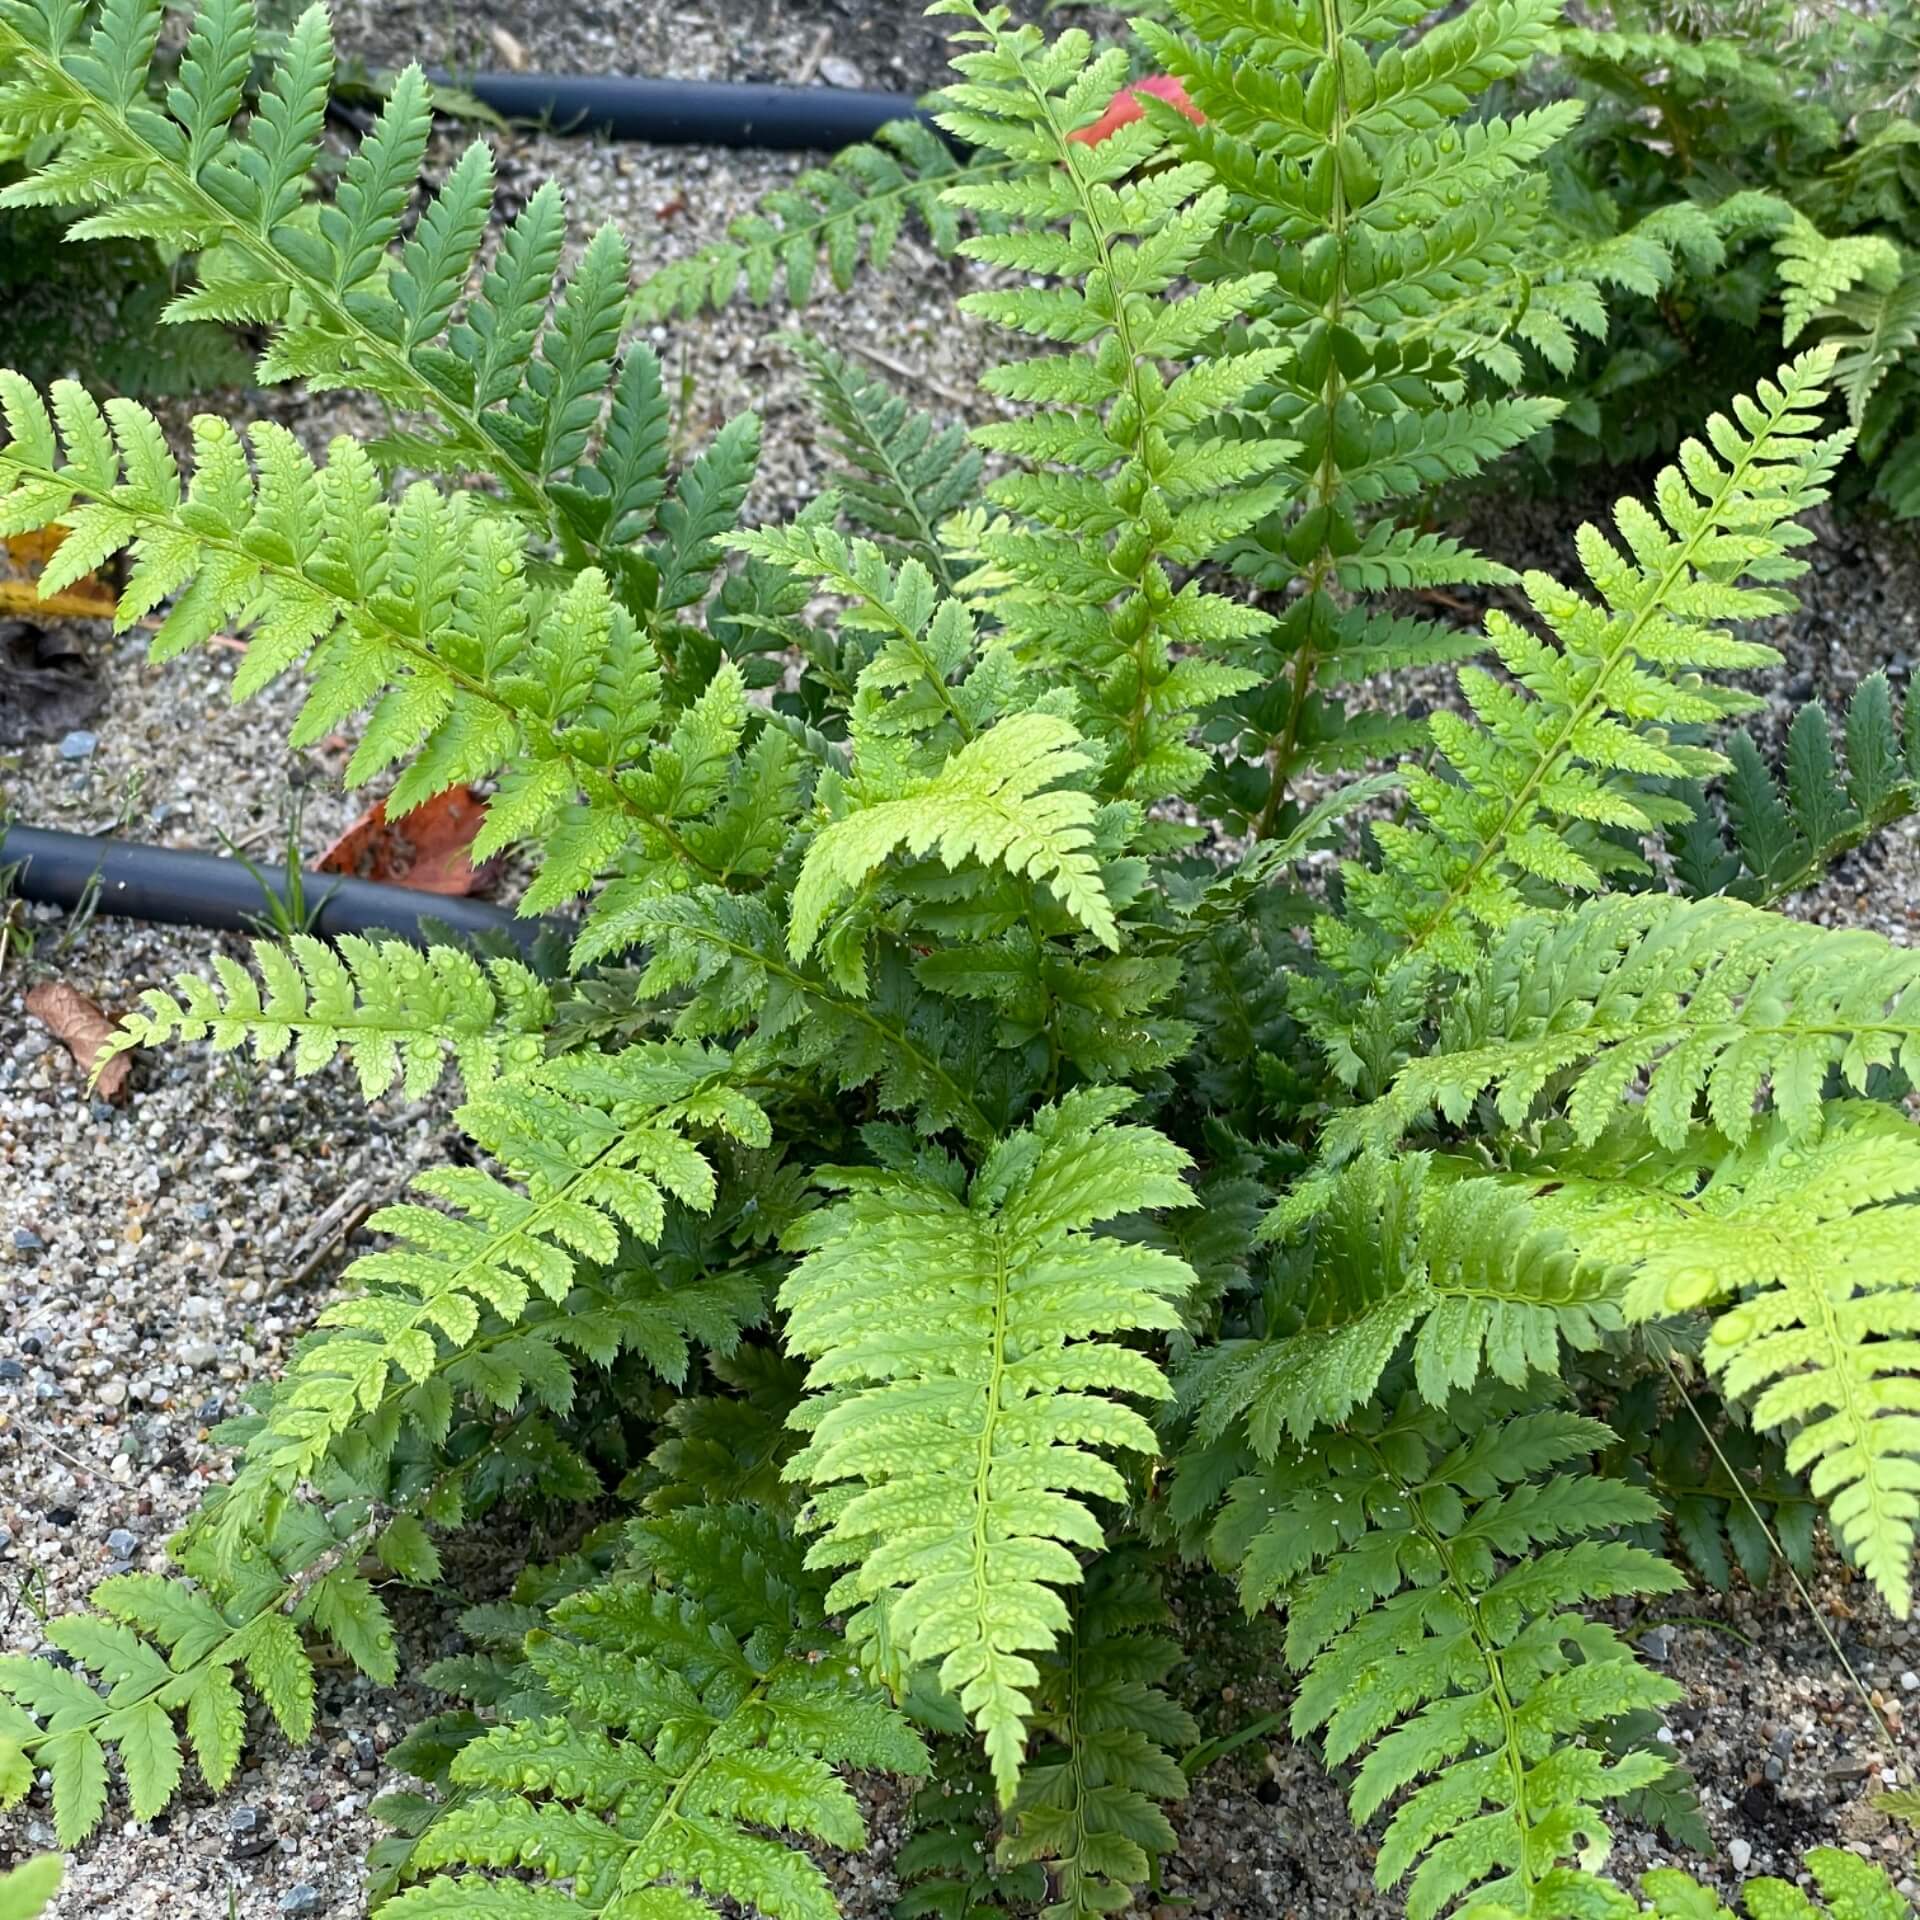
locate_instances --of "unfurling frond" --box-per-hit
[781,1089,1195,1799]
[1211,1398,1683,1919]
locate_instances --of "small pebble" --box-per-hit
[105,1528,137,1559]
[57,729,97,759]
[0,1360,24,1384]
[279,1887,326,1917]
[1901,1671,1918,1692]
[11,1228,42,1251]
[96,1379,126,1407]
[1729,1839,1753,1875]
[817,54,864,87]
[1636,1626,1673,1664]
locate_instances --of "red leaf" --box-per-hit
[1066,74,1205,147]
[314,786,499,895]
[25,981,132,1103]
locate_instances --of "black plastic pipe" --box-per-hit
[0,826,560,953]
[442,72,932,149]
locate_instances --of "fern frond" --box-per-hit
[1773,214,1905,345]
[0,1410,520,1846]
[790,335,983,589]
[790,711,1119,962]
[1210,1397,1683,1919]
[1187,1155,1623,1460]
[1644,1846,1916,1918]
[1319,350,1850,992]
[0,377,777,906]
[895,1734,1048,1920]
[999,1550,1198,1919]
[1666,672,1918,906]
[1821,263,1920,426]
[389,1508,929,1918]
[780,1088,1196,1799]
[195,1042,769,1570]
[630,118,975,323]
[1530,1103,1920,1618]
[1337,893,1920,1160]
[924,1,1291,804]
[109,932,551,1098]
[1132,0,1586,824]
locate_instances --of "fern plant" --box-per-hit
[9,1,1920,1914]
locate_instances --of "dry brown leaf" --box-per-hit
[315,785,499,895]
[3,526,117,623]
[24,981,133,1103]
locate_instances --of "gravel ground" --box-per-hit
[3,1,1920,1914]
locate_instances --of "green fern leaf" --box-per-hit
[781,1089,1195,1799]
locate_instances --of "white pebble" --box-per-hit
[1729,1839,1753,1875]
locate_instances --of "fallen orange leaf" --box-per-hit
[3,525,117,623]
[315,785,499,895]
[24,981,133,1103]
[1066,74,1205,147]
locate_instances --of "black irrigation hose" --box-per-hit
[441,72,934,149]
[0,825,561,953]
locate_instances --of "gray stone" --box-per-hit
[11,1229,42,1251]
[1636,1626,1673,1664]
[57,730,97,759]
[279,1887,326,1917]
[105,1528,137,1558]
[818,54,865,88]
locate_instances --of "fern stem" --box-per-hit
[0,25,575,542]
[1256,0,1353,838]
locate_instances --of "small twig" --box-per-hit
[1660,1353,1898,1748]
[794,22,832,85]
[8,1413,102,1482]
[840,340,976,414]
[270,1179,374,1299]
